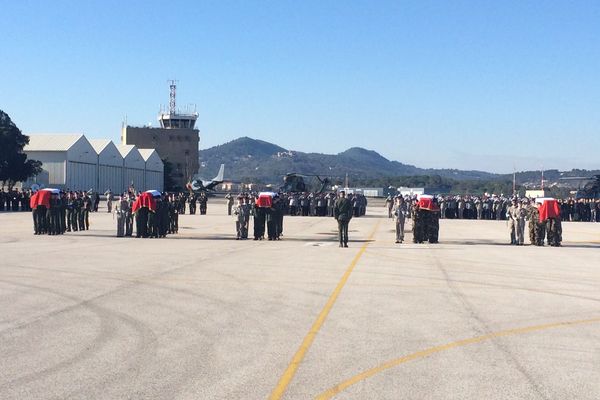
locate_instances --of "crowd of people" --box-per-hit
[385,193,579,247]
[227,191,368,219]
[224,191,369,242]
[6,184,597,247]
[385,194,599,223]
[1,188,102,213]
[428,195,598,222]
[0,189,31,211]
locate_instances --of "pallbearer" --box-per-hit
[538,197,562,247]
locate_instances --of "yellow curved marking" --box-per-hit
[316,316,600,399]
[269,220,381,400]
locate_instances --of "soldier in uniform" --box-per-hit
[48,192,61,235]
[526,199,539,245]
[233,196,250,240]
[189,194,197,214]
[114,195,127,237]
[148,201,159,238]
[65,192,74,232]
[30,191,41,234]
[158,195,170,237]
[510,200,527,245]
[427,198,440,243]
[199,193,208,215]
[225,192,234,215]
[457,197,465,219]
[168,193,179,234]
[411,200,425,243]
[135,202,149,238]
[253,197,266,240]
[72,192,82,231]
[535,202,547,246]
[334,190,352,247]
[506,199,518,245]
[439,197,446,219]
[125,193,134,236]
[104,189,113,213]
[93,191,100,212]
[544,205,562,247]
[385,195,394,218]
[80,192,92,230]
[59,191,67,234]
[392,196,407,244]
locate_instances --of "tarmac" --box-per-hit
[1,199,600,399]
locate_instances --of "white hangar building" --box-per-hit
[90,139,124,193]
[139,149,164,191]
[24,134,97,191]
[118,145,146,192]
[23,134,164,193]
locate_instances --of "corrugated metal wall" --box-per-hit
[98,165,124,194]
[46,161,66,186]
[67,161,96,191]
[25,142,164,193]
[144,171,164,191]
[24,151,66,186]
[124,168,145,191]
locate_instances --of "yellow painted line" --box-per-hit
[269,220,381,400]
[316,316,600,399]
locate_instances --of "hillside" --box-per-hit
[198,137,600,189]
[199,137,494,184]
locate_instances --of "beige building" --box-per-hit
[121,125,198,189]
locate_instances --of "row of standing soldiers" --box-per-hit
[1,189,31,211]
[227,192,368,218]
[175,192,208,215]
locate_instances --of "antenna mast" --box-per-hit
[168,79,178,115]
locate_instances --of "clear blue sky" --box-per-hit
[2,1,599,173]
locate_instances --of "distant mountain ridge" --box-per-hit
[198,137,600,186]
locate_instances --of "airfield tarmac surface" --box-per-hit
[1,200,600,400]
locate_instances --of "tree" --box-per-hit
[0,110,43,189]
[162,159,177,191]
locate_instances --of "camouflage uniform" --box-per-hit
[427,210,440,243]
[546,218,562,247]
[412,206,426,243]
[527,205,539,245]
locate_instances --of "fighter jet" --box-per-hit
[187,164,225,193]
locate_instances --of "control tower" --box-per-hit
[122,81,200,190]
[158,80,199,129]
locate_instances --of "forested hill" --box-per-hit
[198,137,600,188]
[198,137,497,184]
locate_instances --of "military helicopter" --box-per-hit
[280,173,334,194]
[559,174,600,199]
[186,164,225,193]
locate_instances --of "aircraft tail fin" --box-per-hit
[213,164,225,182]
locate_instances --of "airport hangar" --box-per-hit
[23,134,164,193]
